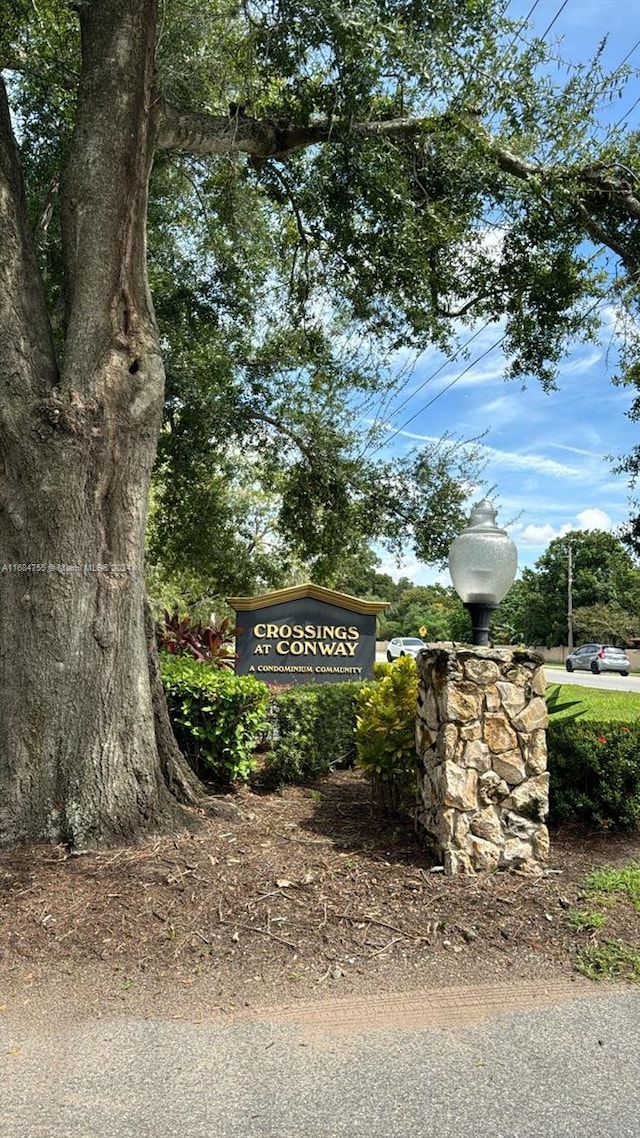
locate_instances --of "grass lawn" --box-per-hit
[547,683,640,722]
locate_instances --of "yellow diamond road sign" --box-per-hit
[419,625,427,637]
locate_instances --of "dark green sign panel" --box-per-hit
[227,584,388,685]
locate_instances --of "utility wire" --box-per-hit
[369,321,493,437]
[372,292,610,459]
[367,333,506,458]
[364,249,610,461]
[359,2,576,445]
[536,0,570,44]
[359,6,638,461]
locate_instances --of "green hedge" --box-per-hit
[262,682,364,786]
[161,650,640,833]
[548,719,640,831]
[161,655,269,787]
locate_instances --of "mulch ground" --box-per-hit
[1,770,638,1015]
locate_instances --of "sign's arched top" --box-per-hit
[227,583,388,685]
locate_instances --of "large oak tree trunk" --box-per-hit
[0,0,202,846]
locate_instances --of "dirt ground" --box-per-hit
[1,769,638,1020]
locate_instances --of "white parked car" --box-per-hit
[386,636,427,662]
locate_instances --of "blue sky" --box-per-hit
[373,0,640,586]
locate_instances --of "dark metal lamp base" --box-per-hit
[464,602,498,647]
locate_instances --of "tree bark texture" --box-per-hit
[0,0,196,846]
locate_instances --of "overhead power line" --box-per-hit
[364,321,493,447]
[537,0,570,44]
[367,333,506,457]
[366,285,609,462]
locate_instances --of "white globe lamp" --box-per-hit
[448,499,518,646]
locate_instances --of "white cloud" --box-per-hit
[437,360,506,390]
[479,444,581,479]
[547,442,597,458]
[556,350,603,377]
[515,507,614,549]
[575,508,613,532]
[482,394,521,417]
[388,427,438,443]
[375,552,449,587]
[517,523,572,546]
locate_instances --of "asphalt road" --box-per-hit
[2,984,639,1137]
[544,665,640,694]
[375,648,640,694]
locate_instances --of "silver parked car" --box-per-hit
[565,643,630,676]
[386,636,427,662]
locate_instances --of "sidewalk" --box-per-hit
[3,979,639,1137]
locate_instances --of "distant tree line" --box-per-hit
[336,529,640,649]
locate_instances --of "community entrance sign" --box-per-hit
[227,583,387,684]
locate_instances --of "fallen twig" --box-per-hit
[368,936,404,957]
[224,921,297,950]
[331,910,429,941]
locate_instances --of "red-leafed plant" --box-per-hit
[159,611,238,669]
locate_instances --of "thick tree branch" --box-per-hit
[0,77,58,405]
[461,116,541,181]
[581,169,640,222]
[574,200,640,281]
[157,103,430,160]
[462,116,640,277]
[436,295,489,318]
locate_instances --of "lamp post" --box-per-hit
[448,499,518,646]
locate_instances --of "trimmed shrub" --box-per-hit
[263,682,364,786]
[548,720,640,831]
[161,654,269,787]
[355,655,419,815]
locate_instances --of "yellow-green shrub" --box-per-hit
[356,655,419,814]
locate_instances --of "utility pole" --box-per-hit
[567,541,574,651]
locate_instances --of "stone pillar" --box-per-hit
[415,647,549,875]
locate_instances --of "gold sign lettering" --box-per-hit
[251,623,360,642]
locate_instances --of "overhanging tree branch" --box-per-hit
[156,103,432,160]
[243,407,315,462]
[574,200,640,282]
[461,115,640,279]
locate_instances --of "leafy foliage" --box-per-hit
[505,531,640,647]
[263,682,363,786]
[378,583,467,641]
[547,720,640,831]
[9,1,640,598]
[5,0,640,844]
[161,655,269,786]
[159,610,237,668]
[356,656,419,815]
[545,684,584,725]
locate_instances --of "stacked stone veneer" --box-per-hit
[416,647,549,875]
